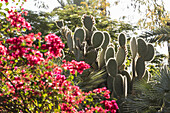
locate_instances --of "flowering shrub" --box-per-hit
[42,33,65,58]
[7,9,32,30]
[62,60,90,74]
[0,31,119,112]
[0,0,118,112]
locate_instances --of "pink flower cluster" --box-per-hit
[7,9,32,30]
[24,49,44,66]
[93,87,111,99]
[83,106,106,113]
[0,43,7,56]
[41,33,65,58]
[5,73,32,94]
[61,60,90,74]
[5,33,44,66]
[100,100,119,113]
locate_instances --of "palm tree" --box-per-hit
[122,66,170,113]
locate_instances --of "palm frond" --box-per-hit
[153,66,170,97]
[139,26,170,43]
[121,66,170,113]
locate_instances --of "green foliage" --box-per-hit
[129,0,169,30]
[122,66,170,113]
[54,4,135,40]
[24,10,57,35]
[139,26,170,43]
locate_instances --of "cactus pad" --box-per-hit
[102,31,111,49]
[144,44,155,61]
[106,58,118,77]
[130,37,137,59]
[107,76,114,93]
[116,47,126,66]
[123,76,127,98]
[137,38,147,58]
[104,46,115,63]
[121,70,132,94]
[85,49,97,64]
[118,33,126,47]
[114,74,125,97]
[98,49,105,68]
[91,31,105,49]
[82,15,95,31]
[73,46,83,61]
[74,28,86,47]
[136,57,145,79]
[66,31,74,51]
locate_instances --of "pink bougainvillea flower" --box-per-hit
[7,9,32,30]
[61,60,90,74]
[0,44,7,56]
[43,33,65,58]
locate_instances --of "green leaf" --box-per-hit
[0,3,3,8]
[4,8,9,12]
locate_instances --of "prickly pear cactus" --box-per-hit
[130,37,137,59]
[57,14,155,99]
[82,15,95,31]
[118,33,126,47]
[74,28,86,47]
[91,31,105,49]
[106,58,117,78]
[137,38,147,58]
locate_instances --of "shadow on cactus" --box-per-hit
[56,15,155,100]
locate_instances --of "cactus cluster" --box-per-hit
[56,15,155,98]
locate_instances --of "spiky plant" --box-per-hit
[139,26,170,43]
[121,66,170,113]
